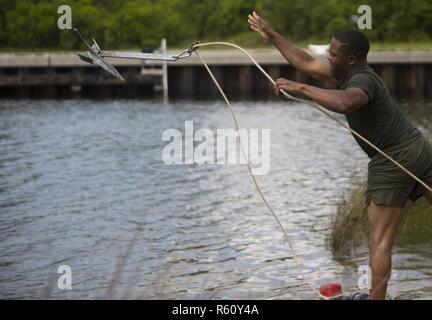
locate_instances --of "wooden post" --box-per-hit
[18,67,29,98]
[412,65,424,101]
[238,66,252,99]
[267,66,280,99]
[46,55,56,98]
[427,65,432,101]
[161,38,168,103]
[381,65,395,95]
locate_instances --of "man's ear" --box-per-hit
[347,54,356,66]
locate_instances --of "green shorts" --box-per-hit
[365,135,432,208]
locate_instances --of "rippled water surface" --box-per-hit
[0,99,431,299]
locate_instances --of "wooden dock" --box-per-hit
[0,50,431,100]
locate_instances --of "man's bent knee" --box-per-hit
[369,239,393,255]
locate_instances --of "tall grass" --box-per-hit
[330,182,369,259]
[330,181,432,259]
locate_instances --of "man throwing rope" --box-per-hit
[248,11,432,300]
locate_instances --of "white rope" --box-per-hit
[192,42,427,300]
[193,42,432,194]
[195,49,330,299]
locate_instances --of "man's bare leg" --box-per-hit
[367,201,404,300]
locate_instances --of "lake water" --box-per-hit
[0,99,431,299]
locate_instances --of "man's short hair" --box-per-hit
[333,30,370,59]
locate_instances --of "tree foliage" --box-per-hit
[0,0,430,50]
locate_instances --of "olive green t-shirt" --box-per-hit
[337,65,421,158]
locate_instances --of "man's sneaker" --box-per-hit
[343,292,370,300]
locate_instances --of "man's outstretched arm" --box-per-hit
[248,11,336,84]
[274,78,369,114]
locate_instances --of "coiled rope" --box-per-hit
[193,42,431,299]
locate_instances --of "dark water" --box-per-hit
[0,99,431,299]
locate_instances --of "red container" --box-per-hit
[320,282,342,299]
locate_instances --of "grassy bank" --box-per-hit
[1,32,432,53]
[173,33,432,52]
[227,33,432,51]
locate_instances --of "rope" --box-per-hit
[193,42,432,194]
[195,49,329,299]
[193,42,430,300]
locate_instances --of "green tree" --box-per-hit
[115,0,184,49]
[6,1,59,48]
[175,0,219,39]
[0,0,17,46]
[205,0,257,38]
[0,0,431,50]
